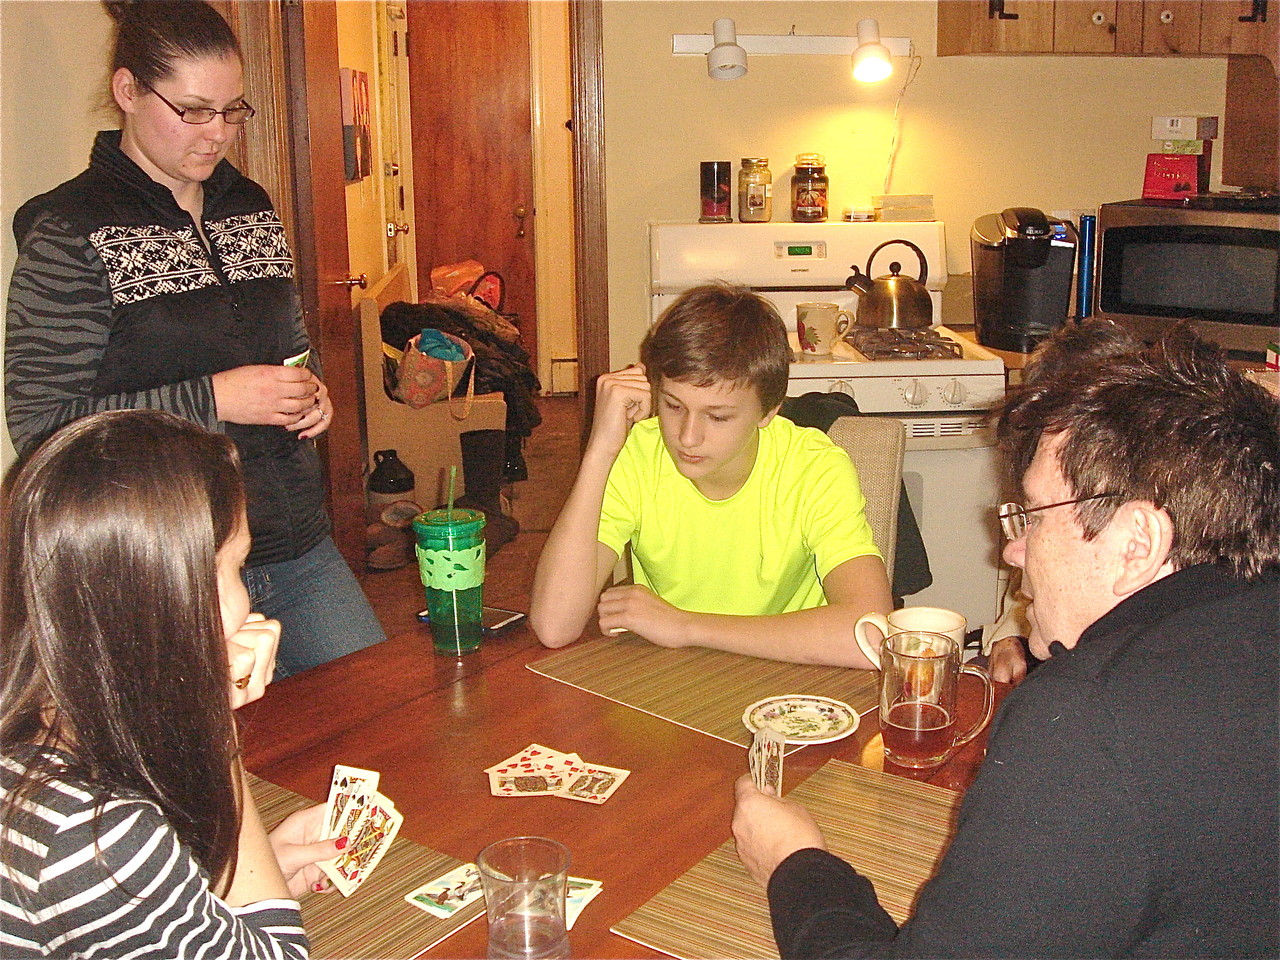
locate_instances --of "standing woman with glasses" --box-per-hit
[4,0,385,676]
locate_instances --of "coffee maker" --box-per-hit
[970,207,1079,353]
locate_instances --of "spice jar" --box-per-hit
[791,153,829,223]
[737,158,772,223]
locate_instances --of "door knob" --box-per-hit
[337,273,368,290]
[515,206,528,239]
[385,222,410,238]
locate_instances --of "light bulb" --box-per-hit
[852,18,893,83]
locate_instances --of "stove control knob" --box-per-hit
[827,379,857,398]
[942,379,967,405]
[903,379,928,406]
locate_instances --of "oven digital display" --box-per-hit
[774,241,826,259]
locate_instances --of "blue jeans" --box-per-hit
[243,536,387,678]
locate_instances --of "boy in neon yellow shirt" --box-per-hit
[530,283,890,667]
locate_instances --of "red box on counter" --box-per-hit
[1142,152,1210,199]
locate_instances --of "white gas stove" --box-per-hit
[649,221,1007,630]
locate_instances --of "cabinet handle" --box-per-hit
[1159,9,1174,23]
[1091,10,1106,25]
[988,0,1019,20]
[1239,0,1267,22]
[515,206,528,239]
[338,273,368,290]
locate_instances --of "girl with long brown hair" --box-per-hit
[0,410,338,957]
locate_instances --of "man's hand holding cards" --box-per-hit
[486,743,630,804]
[318,764,404,896]
[749,727,785,795]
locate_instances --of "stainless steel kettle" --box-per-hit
[844,239,933,329]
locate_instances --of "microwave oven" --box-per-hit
[1095,198,1280,357]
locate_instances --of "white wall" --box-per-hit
[600,0,1227,367]
[1,0,114,474]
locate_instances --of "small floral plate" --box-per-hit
[741,695,860,745]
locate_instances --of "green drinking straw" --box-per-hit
[446,464,457,519]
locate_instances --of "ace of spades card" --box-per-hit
[749,726,786,794]
[324,764,379,838]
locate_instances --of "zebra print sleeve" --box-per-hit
[0,763,309,959]
[3,213,220,456]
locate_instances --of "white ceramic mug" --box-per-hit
[796,302,853,356]
[854,606,968,670]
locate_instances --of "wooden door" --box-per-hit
[1142,0,1202,53]
[282,0,365,563]
[1054,1,1119,53]
[406,0,537,371]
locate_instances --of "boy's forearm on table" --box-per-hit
[529,448,617,645]
[682,605,878,669]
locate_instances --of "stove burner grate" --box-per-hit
[847,328,964,361]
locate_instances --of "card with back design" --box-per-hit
[749,726,786,795]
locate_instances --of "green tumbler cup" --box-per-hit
[413,507,486,655]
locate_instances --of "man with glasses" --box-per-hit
[733,320,1279,958]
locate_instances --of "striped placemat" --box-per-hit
[528,634,878,751]
[249,775,484,959]
[611,760,960,959]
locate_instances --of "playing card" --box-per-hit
[488,768,568,798]
[565,877,603,930]
[321,793,403,897]
[558,761,630,804]
[283,348,311,368]
[330,787,372,845]
[324,764,379,838]
[485,743,573,777]
[750,726,786,795]
[404,863,484,918]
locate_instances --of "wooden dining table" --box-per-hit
[239,621,1008,960]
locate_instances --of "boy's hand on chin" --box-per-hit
[597,583,691,647]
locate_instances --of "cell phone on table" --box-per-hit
[416,605,527,634]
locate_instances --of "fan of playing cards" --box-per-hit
[749,727,786,795]
[320,764,404,896]
[486,743,631,804]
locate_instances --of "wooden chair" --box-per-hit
[357,263,507,507]
[826,415,905,582]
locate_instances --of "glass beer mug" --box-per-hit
[877,630,994,769]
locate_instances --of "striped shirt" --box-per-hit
[0,752,308,959]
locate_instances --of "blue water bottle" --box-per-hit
[1076,214,1097,319]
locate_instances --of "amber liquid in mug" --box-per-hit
[881,701,953,767]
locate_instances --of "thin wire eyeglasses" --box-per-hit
[998,493,1119,541]
[144,83,255,125]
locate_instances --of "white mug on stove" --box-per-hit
[855,606,968,670]
[796,302,853,356]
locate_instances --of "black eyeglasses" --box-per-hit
[144,83,255,125]
[998,493,1119,541]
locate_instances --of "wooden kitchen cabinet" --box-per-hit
[1142,1,1202,54]
[939,0,1276,67]
[1199,1,1278,57]
[937,1,1056,54]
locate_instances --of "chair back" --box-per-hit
[826,416,905,580]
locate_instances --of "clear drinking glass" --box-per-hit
[477,836,571,960]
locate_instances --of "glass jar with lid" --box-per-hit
[791,153,829,223]
[737,158,772,222]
